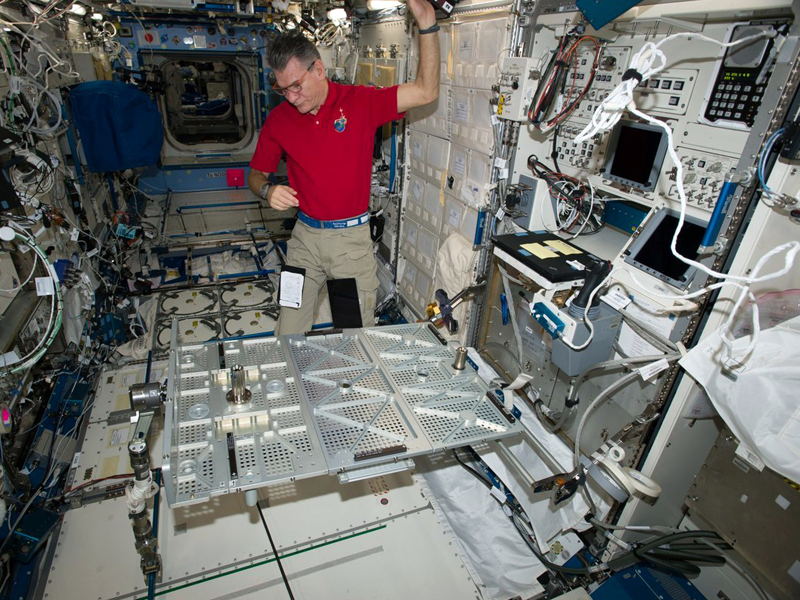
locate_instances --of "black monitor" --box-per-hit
[604,120,669,192]
[624,209,706,290]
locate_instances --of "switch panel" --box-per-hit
[669,149,737,213]
[497,57,537,122]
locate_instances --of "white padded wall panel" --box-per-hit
[408,85,451,139]
[441,195,485,246]
[409,132,450,187]
[451,86,495,153]
[452,18,508,90]
[445,142,492,208]
[407,174,445,235]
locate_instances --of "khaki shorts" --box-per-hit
[276,220,378,335]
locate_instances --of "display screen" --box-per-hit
[607,125,665,189]
[631,214,705,283]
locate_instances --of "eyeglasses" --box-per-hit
[270,62,315,96]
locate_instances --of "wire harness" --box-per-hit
[562,29,798,361]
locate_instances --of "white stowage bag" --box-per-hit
[435,233,477,345]
[680,314,800,482]
[116,298,158,360]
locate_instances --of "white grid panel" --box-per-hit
[408,84,452,139]
[166,338,326,506]
[410,132,450,187]
[362,325,521,449]
[285,331,431,470]
[406,172,445,235]
[451,86,496,154]
[445,141,492,209]
[452,18,509,90]
[164,327,523,507]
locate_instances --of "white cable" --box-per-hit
[573,355,679,468]
[9,150,55,199]
[0,246,39,292]
[0,21,79,80]
[570,28,796,360]
[629,103,800,359]
[538,189,560,233]
[498,266,525,366]
[559,267,616,351]
[1,223,62,375]
[574,30,775,145]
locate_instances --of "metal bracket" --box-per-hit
[337,459,416,484]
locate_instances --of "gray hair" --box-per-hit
[266,32,321,72]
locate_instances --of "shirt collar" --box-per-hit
[320,79,340,108]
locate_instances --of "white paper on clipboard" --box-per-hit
[279,266,305,308]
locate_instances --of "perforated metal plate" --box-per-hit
[164,324,524,507]
[285,331,432,471]
[363,325,517,450]
[164,336,327,506]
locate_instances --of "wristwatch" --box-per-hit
[259,182,272,200]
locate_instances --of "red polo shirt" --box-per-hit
[250,81,404,221]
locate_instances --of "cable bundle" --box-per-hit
[528,33,600,131]
[527,154,601,236]
[0,224,63,375]
[557,28,799,361]
[572,30,775,146]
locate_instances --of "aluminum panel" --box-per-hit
[166,337,327,506]
[164,325,524,507]
[363,325,521,450]
[285,331,432,471]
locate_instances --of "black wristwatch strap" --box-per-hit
[259,182,271,199]
[418,24,440,35]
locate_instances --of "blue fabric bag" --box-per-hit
[69,81,163,172]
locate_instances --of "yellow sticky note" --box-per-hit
[546,239,582,256]
[116,393,130,411]
[521,243,558,259]
[100,456,121,477]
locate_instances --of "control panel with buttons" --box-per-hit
[701,22,785,129]
[571,46,632,121]
[668,150,737,213]
[633,69,697,116]
[554,119,610,171]
[496,56,538,122]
